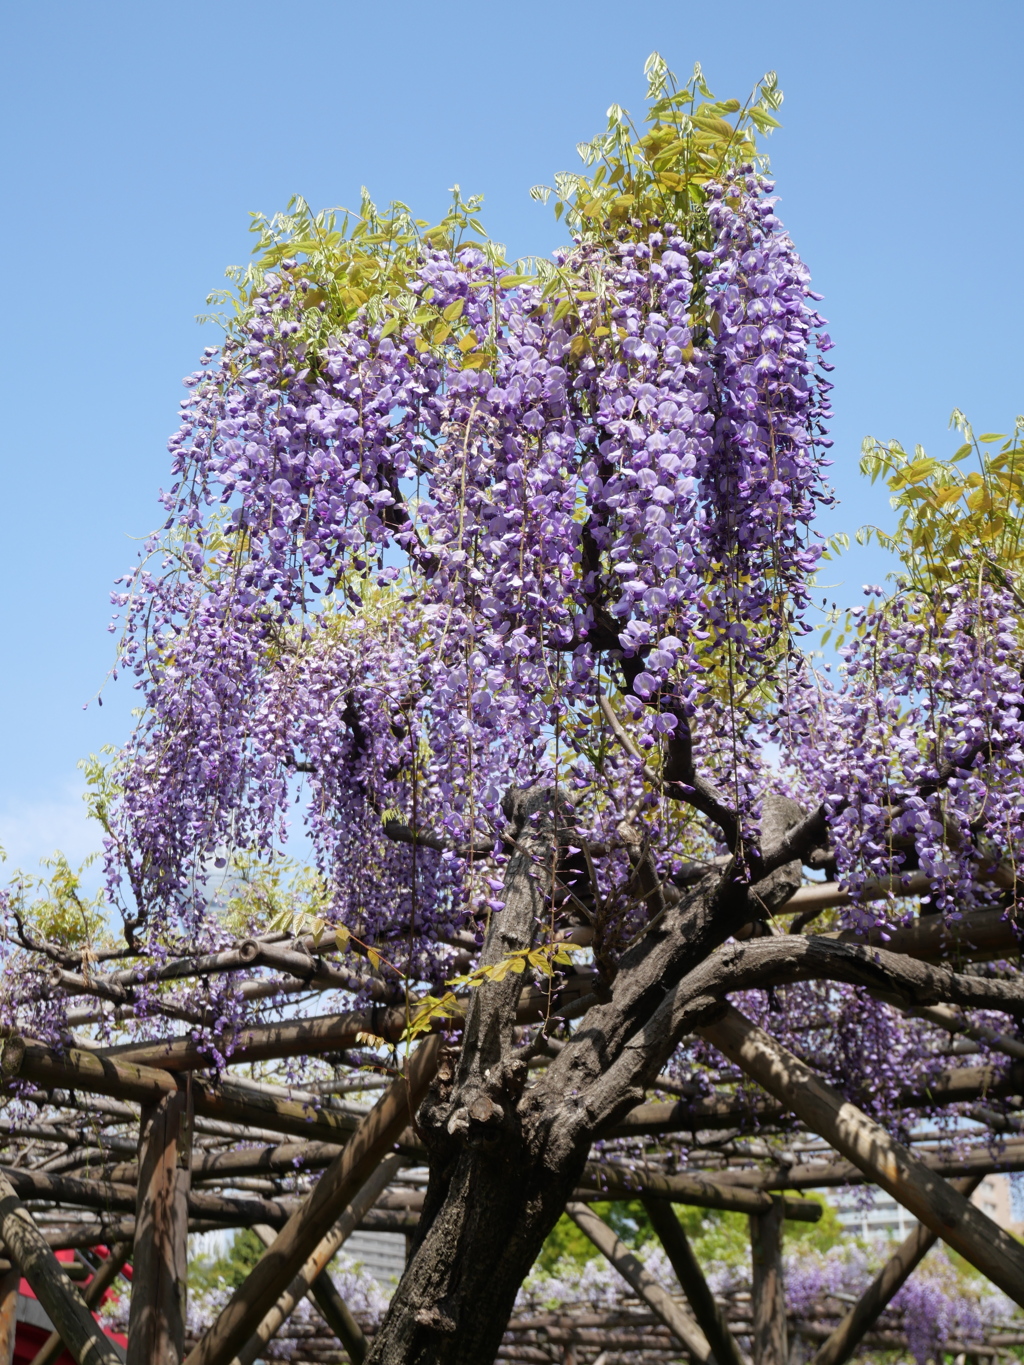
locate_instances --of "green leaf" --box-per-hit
[979,433,1008,443]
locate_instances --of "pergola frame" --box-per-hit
[1,878,1022,1365]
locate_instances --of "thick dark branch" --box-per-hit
[575,932,1024,1139]
[758,803,829,877]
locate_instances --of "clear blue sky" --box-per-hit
[2,0,1021,878]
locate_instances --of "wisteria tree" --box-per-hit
[6,54,1024,1365]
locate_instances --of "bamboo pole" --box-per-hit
[108,1138,344,1185]
[610,1060,1024,1137]
[0,1267,18,1365]
[127,1085,192,1365]
[713,1139,1024,1190]
[641,1196,748,1365]
[29,1245,131,1365]
[809,1175,982,1365]
[699,1006,1024,1307]
[0,1166,299,1228]
[96,1010,409,1071]
[580,1163,821,1221]
[826,906,1016,962]
[1,1039,363,1146]
[564,1202,711,1362]
[749,1201,786,1365]
[184,1036,440,1365]
[0,1171,122,1365]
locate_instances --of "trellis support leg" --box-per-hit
[749,1200,786,1365]
[564,1202,711,1362]
[0,1172,122,1365]
[809,1176,982,1365]
[127,1082,193,1365]
[641,1195,749,1365]
[698,1006,1024,1307]
[30,1245,132,1365]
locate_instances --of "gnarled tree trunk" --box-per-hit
[363,787,792,1365]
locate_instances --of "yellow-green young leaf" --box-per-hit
[951,443,973,461]
[461,352,490,370]
[355,1031,386,1047]
[457,330,479,353]
[432,322,452,346]
[498,274,534,287]
[508,956,527,973]
[575,290,598,301]
[552,298,575,323]
[896,458,938,486]
[335,924,351,945]
[932,486,964,507]
[367,947,381,971]
[443,298,465,322]
[487,960,512,982]
[379,317,400,339]
[979,433,1008,443]
[656,171,688,191]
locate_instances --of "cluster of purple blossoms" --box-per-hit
[105,167,834,972]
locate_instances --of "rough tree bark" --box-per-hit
[362,788,794,1365]
[360,786,1023,1364]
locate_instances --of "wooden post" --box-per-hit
[749,1201,786,1365]
[309,1272,369,1365]
[810,1176,982,1365]
[248,1218,374,1365]
[184,1036,439,1365]
[564,1202,711,1362]
[127,1082,193,1365]
[30,1245,132,1365]
[699,1007,1024,1307]
[0,1171,122,1365]
[641,1196,748,1365]
[0,1267,19,1365]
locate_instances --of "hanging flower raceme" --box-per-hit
[108,168,832,951]
[777,582,1024,932]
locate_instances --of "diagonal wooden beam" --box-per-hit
[184,1035,440,1365]
[0,1171,122,1365]
[640,1195,748,1365]
[244,1200,383,1365]
[809,1175,982,1365]
[307,1270,368,1365]
[699,1006,1024,1307]
[564,1202,711,1363]
[0,1266,18,1365]
[29,1245,132,1365]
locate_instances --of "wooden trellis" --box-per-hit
[1,880,1023,1365]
